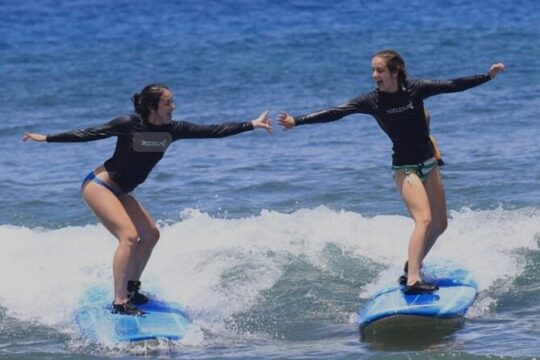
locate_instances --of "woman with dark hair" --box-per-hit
[23,84,272,315]
[279,50,504,294]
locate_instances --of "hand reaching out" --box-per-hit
[489,63,505,79]
[278,112,295,131]
[251,111,273,135]
[22,132,47,142]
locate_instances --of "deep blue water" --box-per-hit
[1,0,539,358]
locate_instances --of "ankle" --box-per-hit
[114,297,129,305]
[127,280,141,292]
[406,273,422,285]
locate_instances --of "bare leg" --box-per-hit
[395,171,432,286]
[420,166,448,262]
[119,194,160,282]
[81,182,139,304]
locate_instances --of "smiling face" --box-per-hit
[371,56,399,93]
[150,88,175,124]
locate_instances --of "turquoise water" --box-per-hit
[1,0,539,358]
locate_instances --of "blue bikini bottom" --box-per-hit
[82,171,124,197]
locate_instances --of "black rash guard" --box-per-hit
[294,74,491,166]
[46,115,254,192]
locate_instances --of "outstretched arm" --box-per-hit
[22,116,130,143]
[172,110,272,140]
[417,63,506,99]
[278,94,372,132]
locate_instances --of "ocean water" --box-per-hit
[1,0,539,359]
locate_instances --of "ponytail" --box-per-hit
[131,92,143,114]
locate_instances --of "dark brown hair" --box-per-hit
[131,84,170,120]
[374,49,408,87]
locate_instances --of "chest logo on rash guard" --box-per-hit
[386,101,414,114]
[133,132,172,152]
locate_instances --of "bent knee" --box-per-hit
[118,230,139,247]
[414,215,432,230]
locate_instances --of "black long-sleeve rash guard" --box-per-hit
[46,115,254,192]
[294,73,491,166]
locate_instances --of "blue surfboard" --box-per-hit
[358,262,477,336]
[76,286,190,343]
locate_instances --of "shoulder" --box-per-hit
[346,90,375,104]
[354,89,376,99]
[170,120,185,130]
[403,78,431,95]
[169,120,194,134]
[108,115,134,127]
[350,90,378,108]
[404,78,422,89]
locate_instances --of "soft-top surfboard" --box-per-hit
[76,286,190,343]
[358,262,477,336]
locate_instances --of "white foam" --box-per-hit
[0,206,538,338]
